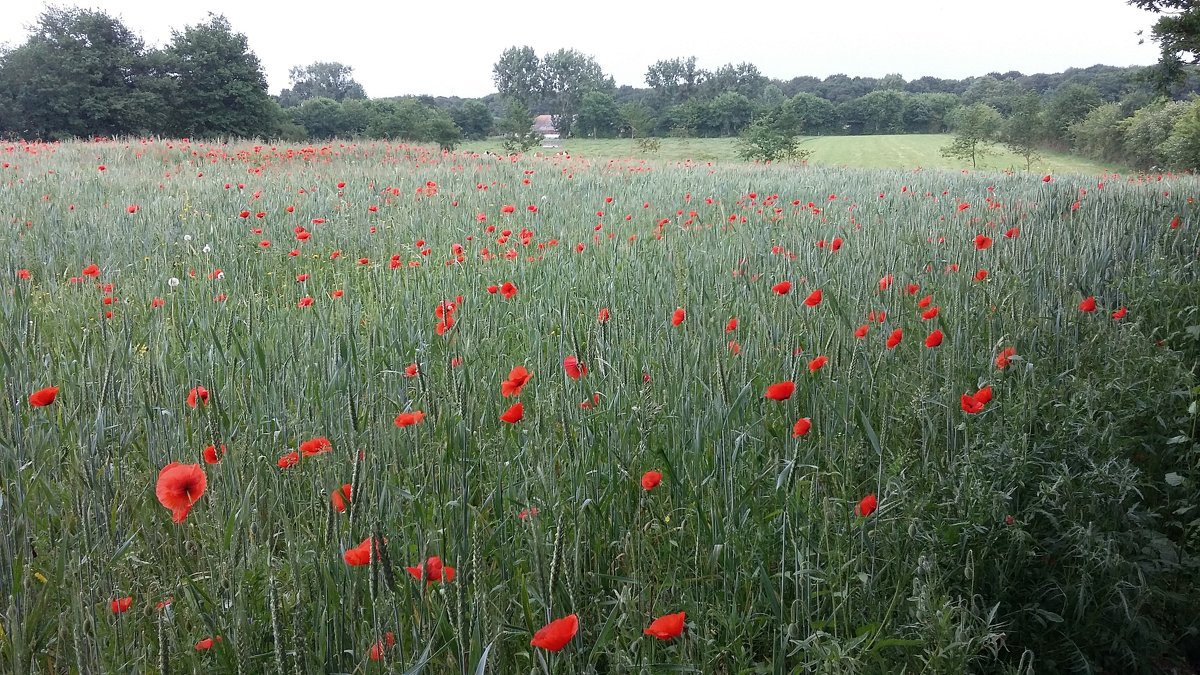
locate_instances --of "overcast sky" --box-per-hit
[0,1,1164,98]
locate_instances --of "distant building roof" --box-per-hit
[532,114,557,135]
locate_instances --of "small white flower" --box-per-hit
[202,244,212,254]
[183,234,192,242]
[167,277,180,288]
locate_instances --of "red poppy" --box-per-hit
[974,234,993,250]
[808,355,828,372]
[924,330,944,348]
[725,317,738,333]
[563,356,587,380]
[886,329,903,349]
[502,366,532,397]
[297,296,314,308]
[1112,306,1127,320]
[194,636,221,651]
[854,324,869,339]
[155,462,207,523]
[773,280,792,295]
[672,307,686,326]
[728,340,741,355]
[17,268,30,280]
[856,494,878,517]
[1170,215,1182,229]
[1005,227,1020,238]
[111,597,133,614]
[792,418,812,438]
[644,612,686,640]
[1042,174,1052,183]
[369,632,396,661]
[531,614,579,652]
[344,537,376,566]
[1079,296,1096,312]
[299,437,332,457]
[82,263,101,277]
[331,484,352,513]
[803,289,822,307]
[921,307,939,321]
[404,363,419,378]
[917,295,932,309]
[641,470,663,490]
[500,281,518,299]
[598,307,610,323]
[974,386,993,405]
[995,347,1017,369]
[277,451,299,469]
[406,556,456,584]
[500,402,523,424]
[186,386,209,408]
[29,386,58,407]
[395,411,426,427]
[202,444,226,465]
[765,381,795,401]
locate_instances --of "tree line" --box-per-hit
[6,5,1200,170]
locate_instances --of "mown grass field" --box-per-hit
[459,134,1128,175]
[0,139,1197,674]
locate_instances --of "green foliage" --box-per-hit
[1159,96,1200,169]
[496,98,541,154]
[1001,92,1045,170]
[940,103,1002,168]
[450,100,494,140]
[634,137,661,153]
[780,93,839,135]
[0,7,165,139]
[161,14,278,139]
[575,91,621,138]
[492,46,542,109]
[541,48,614,137]
[1070,103,1128,163]
[617,102,655,138]
[1044,84,1103,142]
[644,56,705,106]
[735,119,809,162]
[1121,98,1188,168]
[278,62,366,107]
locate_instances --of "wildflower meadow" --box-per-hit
[1,139,1198,673]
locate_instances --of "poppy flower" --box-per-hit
[974,234,993,250]
[856,494,878,517]
[1112,306,1127,320]
[406,556,456,584]
[1170,215,1181,229]
[299,437,332,457]
[563,356,587,380]
[277,451,299,469]
[186,386,209,408]
[924,330,944,348]
[531,614,579,652]
[772,280,792,295]
[111,597,133,614]
[854,324,869,339]
[202,444,226,465]
[917,295,932,309]
[1079,296,1096,312]
[155,462,207,523]
[598,307,610,323]
[29,386,58,407]
[808,355,828,372]
[804,289,822,307]
[973,386,993,405]
[17,268,31,280]
[644,612,686,640]
[995,347,1017,370]
[728,340,741,355]
[725,317,738,333]
[500,281,518,299]
[194,636,221,651]
[343,537,376,566]
[764,381,795,401]
[792,417,812,437]
[641,470,663,490]
[1005,227,1020,238]
[500,402,523,424]
[961,386,992,414]
[404,363,419,378]
[886,329,903,349]
[395,411,426,427]
[921,307,939,321]
[82,263,101,277]
[671,307,686,326]
[368,633,396,661]
[297,296,314,308]
[502,366,532,397]
[331,484,352,513]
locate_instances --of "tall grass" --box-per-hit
[0,140,1197,673]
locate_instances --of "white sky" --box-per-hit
[0,0,1164,98]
